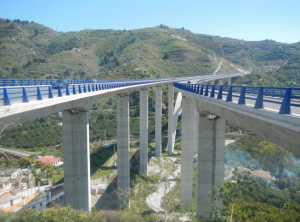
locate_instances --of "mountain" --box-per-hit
[0,18,299,86]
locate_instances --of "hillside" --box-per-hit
[0,18,299,85]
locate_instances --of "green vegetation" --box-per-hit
[0,18,300,221]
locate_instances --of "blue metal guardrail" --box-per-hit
[0,81,158,106]
[0,73,241,87]
[0,78,127,86]
[174,83,300,115]
[0,77,175,86]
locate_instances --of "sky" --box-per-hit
[0,0,299,43]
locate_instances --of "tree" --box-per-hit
[113,57,120,66]
[34,29,39,36]
[213,168,251,222]
[162,53,170,60]
[12,66,19,75]
[103,56,109,65]
[19,157,34,168]
[35,161,43,169]
[41,163,54,179]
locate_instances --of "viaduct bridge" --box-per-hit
[0,73,300,219]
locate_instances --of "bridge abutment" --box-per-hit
[140,89,148,175]
[117,93,130,209]
[180,96,194,206]
[197,115,225,219]
[62,110,91,211]
[155,86,162,158]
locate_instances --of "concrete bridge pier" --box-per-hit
[197,115,225,219]
[140,89,148,175]
[155,86,162,158]
[210,80,216,85]
[227,78,232,85]
[117,93,130,209]
[168,83,174,153]
[193,108,199,154]
[180,96,194,206]
[218,79,223,85]
[62,110,91,211]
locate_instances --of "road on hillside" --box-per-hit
[0,147,32,157]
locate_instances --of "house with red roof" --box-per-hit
[37,156,60,166]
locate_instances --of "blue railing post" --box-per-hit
[254,87,264,109]
[95,84,98,91]
[92,85,95,91]
[196,85,200,94]
[78,85,82,94]
[66,85,70,95]
[3,88,11,105]
[217,85,223,100]
[279,88,291,114]
[210,85,215,98]
[226,86,233,102]
[48,86,53,99]
[238,87,246,105]
[200,85,204,95]
[37,87,43,100]
[58,87,63,97]
[73,85,77,94]
[22,87,29,102]
[88,85,91,92]
[204,85,209,96]
[84,85,87,93]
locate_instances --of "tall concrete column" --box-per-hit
[62,110,91,211]
[140,89,148,175]
[218,79,223,85]
[180,96,194,206]
[155,86,162,157]
[117,93,130,209]
[227,78,232,85]
[193,108,199,154]
[211,80,215,85]
[197,115,225,219]
[168,83,174,153]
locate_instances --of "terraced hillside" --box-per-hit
[0,18,299,84]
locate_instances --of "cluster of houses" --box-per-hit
[0,183,64,212]
[0,155,64,212]
[236,167,275,183]
[171,34,187,42]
